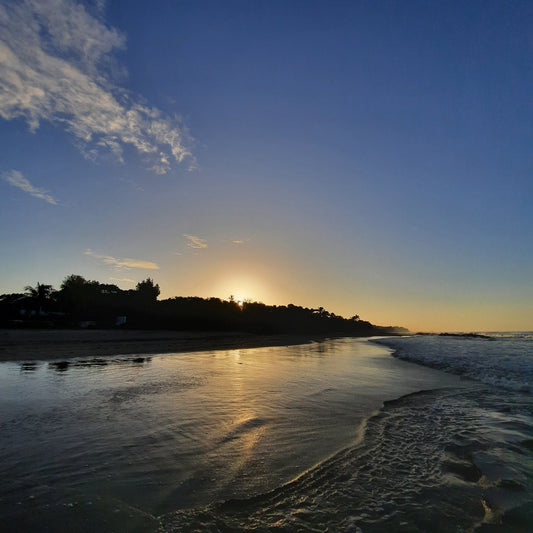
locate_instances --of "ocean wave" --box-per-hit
[374,335,533,393]
[160,387,533,532]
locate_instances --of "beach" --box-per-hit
[0,336,464,532]
[1,334,531,532]
[0,329,317,362]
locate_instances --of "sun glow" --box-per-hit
[213,274,269,307]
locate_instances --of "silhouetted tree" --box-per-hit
[3,274,405,334]
[135,278,160,303]
[60,275,88,293]
[58,275,100,316]
[24,282,54,313]
[59,275,87,309]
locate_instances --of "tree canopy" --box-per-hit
[135,278,160,303]
[0,275,407,335]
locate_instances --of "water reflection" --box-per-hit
[311,339,339,355]
[1,339,464,531]
[47,356,152,373]
[50,360,70,372]
[19,361,40,372]
[74,358,108,367]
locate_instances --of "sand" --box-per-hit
[0,329,318,362]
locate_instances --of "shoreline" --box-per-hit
[0,328,322,362]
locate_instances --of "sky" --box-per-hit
[0,0,531,332]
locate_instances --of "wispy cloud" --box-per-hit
[119,177,145,192]
[184,234,208,249]
[109,277,135,284]
[0,0,194,174]
[230,238,252,245]
[84,249,159,270]
[2,169,58,204]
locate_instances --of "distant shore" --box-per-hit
[0,329,322,362]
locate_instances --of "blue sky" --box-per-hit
[1,0,531,331]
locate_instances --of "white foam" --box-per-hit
[376,334,533,393]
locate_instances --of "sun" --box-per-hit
[230,294,245,307]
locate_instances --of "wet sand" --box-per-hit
[0,329,318,362]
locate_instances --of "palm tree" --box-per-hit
[24,282,54,315]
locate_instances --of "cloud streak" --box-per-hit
[2,169,58,204]
[0,0,194,174]
[184,234,208,249]
[84,249,159,270]
[109,277,135,284]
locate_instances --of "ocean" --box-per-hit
[0,335,531,532]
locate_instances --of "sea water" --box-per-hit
[163,334,532,532]
[0,335,531,532]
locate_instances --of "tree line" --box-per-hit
[0,275,407,336]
